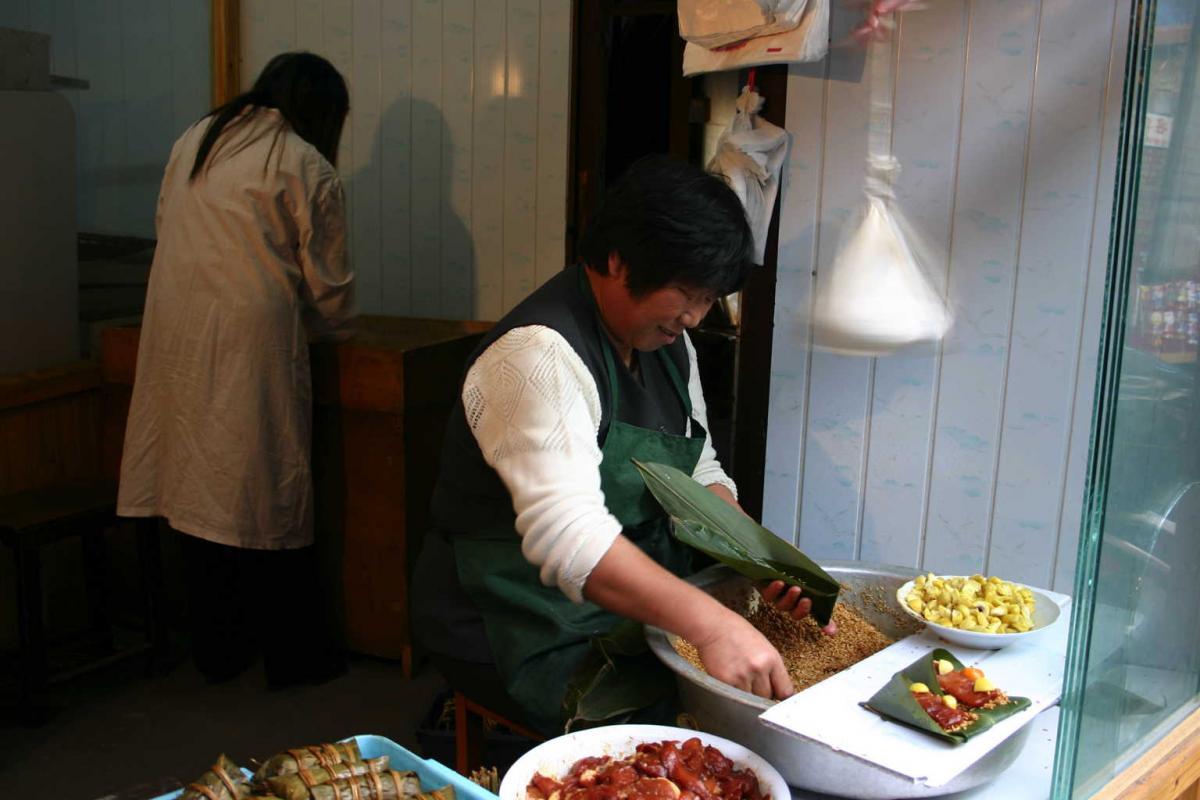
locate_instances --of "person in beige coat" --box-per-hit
[117,52,355,686]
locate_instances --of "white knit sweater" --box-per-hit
[463,325,737,602]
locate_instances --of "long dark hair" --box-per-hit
[190,52,349,180]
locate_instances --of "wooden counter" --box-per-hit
[101,315,491,674]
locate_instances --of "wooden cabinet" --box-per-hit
[101,316,490,674]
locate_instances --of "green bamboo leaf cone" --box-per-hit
[633,459,841,626]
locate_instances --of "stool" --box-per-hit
[0,480,168,722]
[454,689,544,776]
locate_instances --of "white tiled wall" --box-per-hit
[764,0,1131,593]
[0,0,210,239]
[241,0,572,319]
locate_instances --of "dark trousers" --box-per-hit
[180,532,343,686]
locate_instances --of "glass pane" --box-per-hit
[1056,0,1200,795]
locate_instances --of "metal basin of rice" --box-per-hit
[645,560,1035,799]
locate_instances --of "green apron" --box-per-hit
[452,308,707,736]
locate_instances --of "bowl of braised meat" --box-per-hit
[499,724,789,800]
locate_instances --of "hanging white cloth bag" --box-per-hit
[707,86,789,264]
[811,155,952,355]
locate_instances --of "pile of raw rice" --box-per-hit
[673,601,894,692]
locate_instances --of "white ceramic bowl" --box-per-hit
[498,724,790,800]
[896,576,1062,650]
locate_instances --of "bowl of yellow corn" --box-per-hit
[896,573,1061,649]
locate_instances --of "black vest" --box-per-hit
[429,263,691,535]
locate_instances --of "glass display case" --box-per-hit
[1054,0,1200,796]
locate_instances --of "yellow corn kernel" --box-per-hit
[973,677,996,692]
[942,695,958,709]
[935,659,953,675]
[909,682,930,693]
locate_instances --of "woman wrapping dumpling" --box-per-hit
[412,156,835,734]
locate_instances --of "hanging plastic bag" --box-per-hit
[707,86,788,264]
[682,0,828,77]
[810,156,952,356]
[678,0,809,49]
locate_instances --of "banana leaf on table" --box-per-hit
[860,648,1032,744]
[267,769,453,800]
[254,742,364,781]
[633,460,841,625]
[181,754,254,800]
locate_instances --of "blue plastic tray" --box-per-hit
[152,734,498,800]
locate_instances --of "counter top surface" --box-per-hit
[788,706,1059,800]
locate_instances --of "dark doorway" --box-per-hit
[568,1,786,519]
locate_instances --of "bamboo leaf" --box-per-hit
[633,459,841,625]
[861,648,1032,744]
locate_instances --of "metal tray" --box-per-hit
[645,561,1034,799]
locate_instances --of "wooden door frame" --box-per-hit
[211,0,240,106]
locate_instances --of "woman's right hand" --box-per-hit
[691,609,794,700]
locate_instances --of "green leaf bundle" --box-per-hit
[861,648,1031,744]
[633,460,840,625]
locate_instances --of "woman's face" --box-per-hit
[589,255,717,357]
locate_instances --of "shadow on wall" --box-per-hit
[361,98,476,319]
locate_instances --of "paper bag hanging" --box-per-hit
[677,0,809,49]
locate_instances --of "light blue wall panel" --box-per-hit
[796,2,884,560]
[440,0,475,319]
[988,0,1117,588]
[0,0,29,30]
[74,2,133,236]
[240,0,571,320]
[379,0,413,315]
[502,0,540,312]
[767,0,1129,591]
[351,0,383,315]
[534,0,571,288]
[169,0,211,136]
[922,0,1040,577]
[764,59,828,539]
[410,0,444,314]
[859,2,968,568]
[471,0,508,321]
[120,0,174,238]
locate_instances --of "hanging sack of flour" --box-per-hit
[811,155,952,355]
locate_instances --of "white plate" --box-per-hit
[498,724,790,800]
[896,576,1062,650]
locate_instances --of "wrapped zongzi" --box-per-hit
[263,758,393,800]
[181,754,254,800]
[267,769,454,800]
[254,742,365,782]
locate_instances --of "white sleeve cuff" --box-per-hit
[684,332,738,499]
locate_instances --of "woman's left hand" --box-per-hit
[760,580,838,635]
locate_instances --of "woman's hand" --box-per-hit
[691,608,794,700]
[760,580,839,635]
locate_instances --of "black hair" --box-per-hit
[190,52,349,180]
[579,155,754,297]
